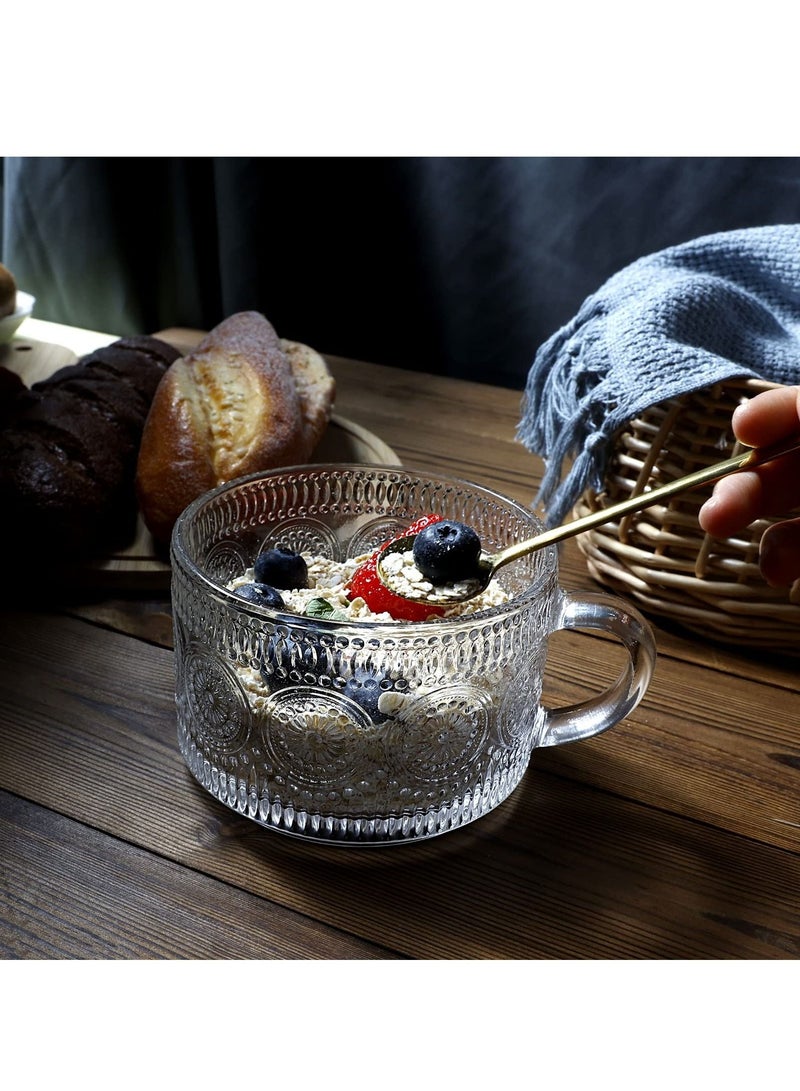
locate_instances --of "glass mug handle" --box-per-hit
[539,591,656,747]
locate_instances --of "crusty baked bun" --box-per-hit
[136,312,334,545]
[0,263,17,319]
[279,338,336,454]
[0,335,181,559]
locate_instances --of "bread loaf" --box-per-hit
[0,365,26,418]
[279,337,336,453]
[136,312,335,544]
[0,335,181,558]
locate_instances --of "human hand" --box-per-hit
[698,385,800,586]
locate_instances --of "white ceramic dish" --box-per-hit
[0,290,35,343]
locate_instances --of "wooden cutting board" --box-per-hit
[2,319,401,590]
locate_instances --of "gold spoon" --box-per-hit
[377,435,800,606]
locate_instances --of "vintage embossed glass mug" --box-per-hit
[170,465,656,846]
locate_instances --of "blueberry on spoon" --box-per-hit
[412,519,482,583]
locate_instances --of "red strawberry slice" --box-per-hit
[384,513,444,547]
[348,554,442,621]
[347,513,446,621]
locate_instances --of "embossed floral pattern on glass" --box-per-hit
[171,465,654,845]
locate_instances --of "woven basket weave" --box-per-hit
[573,378,800,652]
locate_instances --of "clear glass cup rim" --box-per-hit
[170,461,558,630]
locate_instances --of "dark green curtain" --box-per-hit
[3,156,800,388]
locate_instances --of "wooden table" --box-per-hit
[2,325,799,960]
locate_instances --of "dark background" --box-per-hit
[3,157,799,389]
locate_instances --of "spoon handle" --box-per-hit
[493,434,800,566]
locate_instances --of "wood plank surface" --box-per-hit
[0,792,396,960]
[1,610,798,959]
[3,323,799,960]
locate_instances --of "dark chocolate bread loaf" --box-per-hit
[0,366,26,423]
[0,335,181,559]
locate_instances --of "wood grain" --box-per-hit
[4,324,800,960]
[1,610,798,959]
[0,792,394,959]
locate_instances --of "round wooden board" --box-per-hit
[314,413,400,465]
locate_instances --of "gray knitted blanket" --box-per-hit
[517,225,800,524]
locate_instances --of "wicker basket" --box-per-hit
[573,378,800,652]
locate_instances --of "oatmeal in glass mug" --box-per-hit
[170,464,656,846]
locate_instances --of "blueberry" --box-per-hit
[412,519,482,583]
[233,582,286,609]
[260,633,315,691]
[344,669,391,722]
[254,547,308,590]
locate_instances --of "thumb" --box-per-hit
[760,517,800,587]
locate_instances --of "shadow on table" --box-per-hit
[186,765,800,958]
